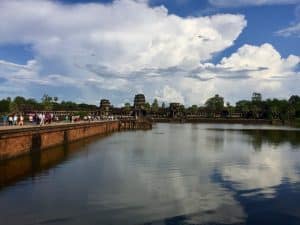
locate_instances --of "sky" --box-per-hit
[0,0,299,106]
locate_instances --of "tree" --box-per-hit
[151,99,159,113]
[236,100,251,118]
[9,96,27,112]
[41,94,54,111]
[124,102,131,108]
[144,102,151,111]
[0,98,11,113]
[288,95,300,119]
[205,94,224,116]
[226,102,234,117]
[187,105,198,115]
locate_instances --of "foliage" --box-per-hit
[1,92,300,123]
[0,94,99,114]
[151,99,159,112]
[0,98,11,113]
[205,94,224,115]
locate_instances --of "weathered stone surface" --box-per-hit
[41,131,65,149]
[0,120,151,160]
[0,135,32,160]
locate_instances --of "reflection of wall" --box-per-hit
[0,135,106,189]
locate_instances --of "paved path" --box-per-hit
[0,120,119,132]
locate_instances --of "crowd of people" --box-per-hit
[1,113,117,127]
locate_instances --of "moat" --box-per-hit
[1,123,300,225]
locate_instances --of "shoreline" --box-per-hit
[151,118,300,127]
[152,118,272,124]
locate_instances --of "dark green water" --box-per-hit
[1,123,300,225]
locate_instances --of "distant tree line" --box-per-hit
[145,93,300,121]
[1,93,300,122]
[0,94,98,113]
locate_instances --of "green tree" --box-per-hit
[151,99,159,113]
[0,98,11,113]
[144,102,151,111]
[205,94,224,116]
[187,105,198,115]
[288,95,300,119]
[9,96,27,112]
[226,102,234,117]
[41,94,54,111]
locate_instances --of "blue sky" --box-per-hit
[0,0,299,105]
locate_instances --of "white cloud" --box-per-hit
[218,43,300,78]
[0,0,299,105]
[0,0,247,103]
[174,43,300,104]
[0,59,39,80]
[0,0,246,71]
[276,22,300,37]
[155,85,185,104]
[209,0,300,7]
[222,147,300,197]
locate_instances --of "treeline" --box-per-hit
[146,93,300,121]
[1,93,300,121]
[0,94,98,113]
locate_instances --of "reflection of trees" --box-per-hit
[206,131,225,151]
[241,130,300,150]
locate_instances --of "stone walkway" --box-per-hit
[0,120,118,131]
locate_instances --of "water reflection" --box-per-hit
[0,123,300,225]
[0,135,110,190]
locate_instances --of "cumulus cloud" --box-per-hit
[155,85,185,103]
[217,43,300,78]
[0,0,299,105]
[209,0,300,7]
[222,148,300,197]
[0,0,247,103]
[0,0,246,70]
[175,43,300,104]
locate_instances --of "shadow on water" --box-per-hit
[0,134,113,191]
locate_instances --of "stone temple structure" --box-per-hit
[169,103,181,118]
[99,99,111,117]
[134,94,146,117]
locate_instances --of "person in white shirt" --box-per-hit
[13,115,18,126]
[8,115,13,126]
[39,113,45,126]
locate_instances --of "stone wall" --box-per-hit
[0,120,151,161]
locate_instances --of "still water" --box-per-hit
[1,123,300,225]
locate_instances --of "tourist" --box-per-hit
[8,115,13,126]
[35,113,40,125]
[29,114,33,124]
[2,114,8,126]
[19,114,24,126]
[39,113,45,126]
[13,114,18,126]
